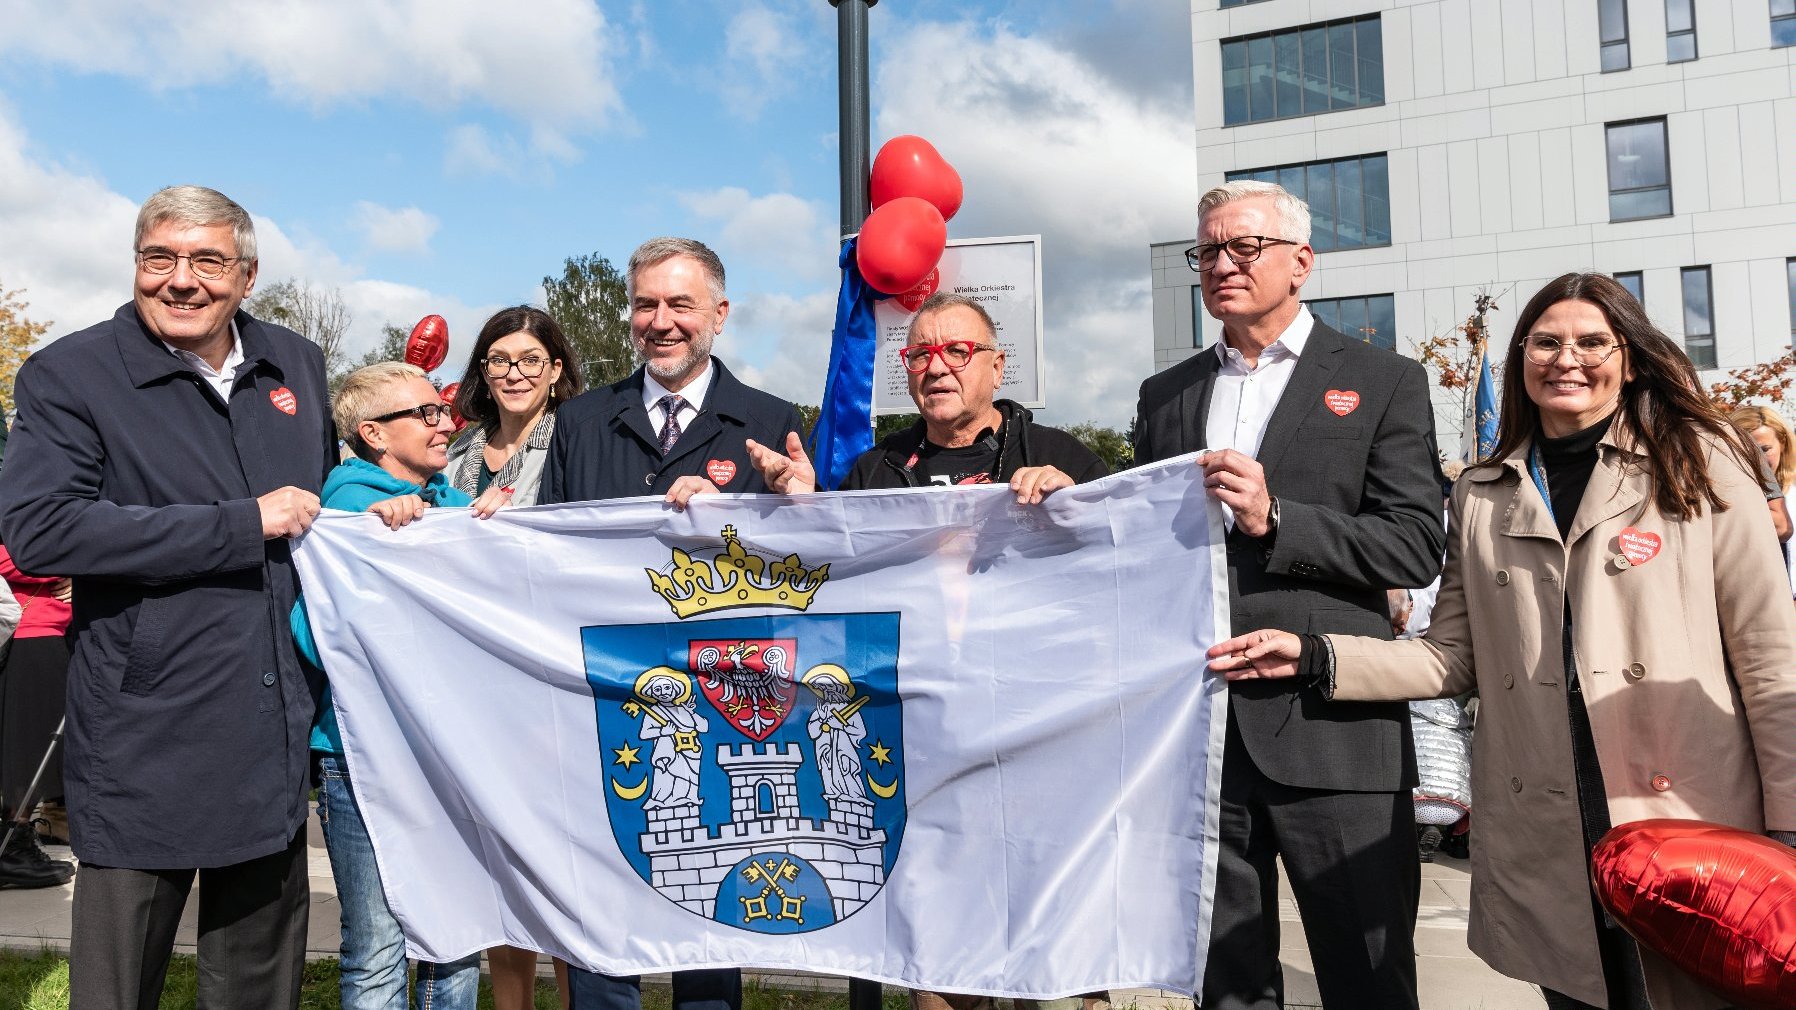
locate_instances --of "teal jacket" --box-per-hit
[293,457,470,755]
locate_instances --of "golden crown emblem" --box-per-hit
[646,526,830,620]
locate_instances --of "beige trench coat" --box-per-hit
[1328,424,1796,1009]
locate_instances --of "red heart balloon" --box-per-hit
[870,135,963,222]
[438,381,465,431]
[894,267,941,313]
[1593,819,1796,1010]
[856,197,947,296]
[406,314,449,372]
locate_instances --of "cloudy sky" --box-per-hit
[0,0,1195,429]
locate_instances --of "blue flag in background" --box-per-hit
[1471,341,1499,461]
[810,240,883,490]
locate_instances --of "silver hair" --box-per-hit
[134,186,258,267]
[626,237,726,304]
[1196,180,1312,245]
[333,361,429,462]
[906,291,997,342]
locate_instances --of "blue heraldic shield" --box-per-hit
[586,538,905,935]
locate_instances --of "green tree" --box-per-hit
[332,324,413,395]
[246,280,353,379]
[1063,422,1134,471]
[0,282,49,418]
[543,253,634,389]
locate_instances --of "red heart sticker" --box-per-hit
[1618,527,1661,566]
[706,459,737,486]
[1324,389,1360,416]
[269,387,297,415]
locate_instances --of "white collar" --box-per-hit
[642,359,715,413]
[161,319,244,377]
[1214,305,1314,365]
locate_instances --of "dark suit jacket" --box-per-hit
[1135,319,1444,792]
[541,358,805,504]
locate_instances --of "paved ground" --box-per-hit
[0,812,1542,1009]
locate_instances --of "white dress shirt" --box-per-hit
[643,360,715,437]
[1204,305,1313,528]
[161,321,244,403]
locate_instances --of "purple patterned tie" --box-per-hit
[656,394,685,455]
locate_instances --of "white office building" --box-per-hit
[1150,0,1796,442]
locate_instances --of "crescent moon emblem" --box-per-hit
[611,775,648,801]
[866,773,898,800]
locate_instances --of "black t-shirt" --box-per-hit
[915,436,1000,487]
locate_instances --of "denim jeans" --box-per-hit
[317,753,482,1010]
[568,967,740,1010]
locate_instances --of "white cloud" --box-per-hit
[725,290,839,408]
[0,104,495,370]
[0,0,624,137]
[349,201,440,255]
[678,187,839,287]
[717,4,807,120]
[872,20,1197,428]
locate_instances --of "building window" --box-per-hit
[1308,294,1397,351]
[1786,258,1794,335]
[1681,266,1715,369]
[1600,0,1631,70]
[1191,285,1205,348]
[1229,154,1392,253]
[1221,15,1383,125]
[1606,119,1672,221]
[1614,271,1644,305]
[1666,0,1698,60]
[1775,0,1796,47]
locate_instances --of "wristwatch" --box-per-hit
[1260,495,1280,543]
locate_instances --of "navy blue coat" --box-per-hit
[542,359,805,504]
[0,304,334,868]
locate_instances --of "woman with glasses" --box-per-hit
[1206,273,1796,1010]
[292,362,492,1010]
[445,306,584,512]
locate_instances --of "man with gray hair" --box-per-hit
[542,236,805,1010]
[0,185,334,1007]
[1134,180,1444,1010]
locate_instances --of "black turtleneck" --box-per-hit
[1535,412,1616,539]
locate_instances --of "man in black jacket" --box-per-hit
[1134,181,1444,1010]
[747,292,1106,498]
[0,185,333,1009]
[543,237,804,1010]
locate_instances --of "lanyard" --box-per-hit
[1527,444,1556,525]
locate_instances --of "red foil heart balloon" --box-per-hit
[856,197,947,296]
[438,382,465,431]
[870,135,963,222]
[406,314,450,372]
[1592,819,1796,1010]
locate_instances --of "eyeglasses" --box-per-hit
[136,249,241,281]
[1523,335,1628,367]
[482,355,552,379]
[898,340,999,374]
[370,403,451,426]
[1185,236,1300,273]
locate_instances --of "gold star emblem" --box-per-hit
[613,742,642,770]
[867,740,892,766]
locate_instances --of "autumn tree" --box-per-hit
[543,254,634,389]
[0,283,51,418]
[1706,347,1796,410]
[1412,291,1502,452]
[247,280,353,379]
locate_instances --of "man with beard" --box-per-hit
[541,236,804,1010]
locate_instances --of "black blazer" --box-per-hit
[541,358,805,505]
[1135,320,1445,792]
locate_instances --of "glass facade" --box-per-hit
[1227,154,1392,252]
[1666,0,1697,61]
[1614,272,1644,305]
[1607,119,1672,221]
[1308,295,1397,351]
[1191,285,1205,348]
[1601,0,1631,70]
[1775,0,1796,47]
[1221,16,1383,125]
[1681,266,1715,370]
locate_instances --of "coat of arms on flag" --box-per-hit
[583,526,906,934]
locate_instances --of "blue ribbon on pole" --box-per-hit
[1473,343,1500,461]
[810,239,884,490]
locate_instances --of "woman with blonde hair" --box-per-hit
[1729,405,1796,595]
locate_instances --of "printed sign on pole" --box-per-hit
[872,235,1044,414]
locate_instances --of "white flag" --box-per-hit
[292,455,1228,998]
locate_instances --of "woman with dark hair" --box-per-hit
[1207,272,1796,1009]
[445,305,584,509]
[444,305,582,1008]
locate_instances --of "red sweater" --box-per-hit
[0,546,70,638]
